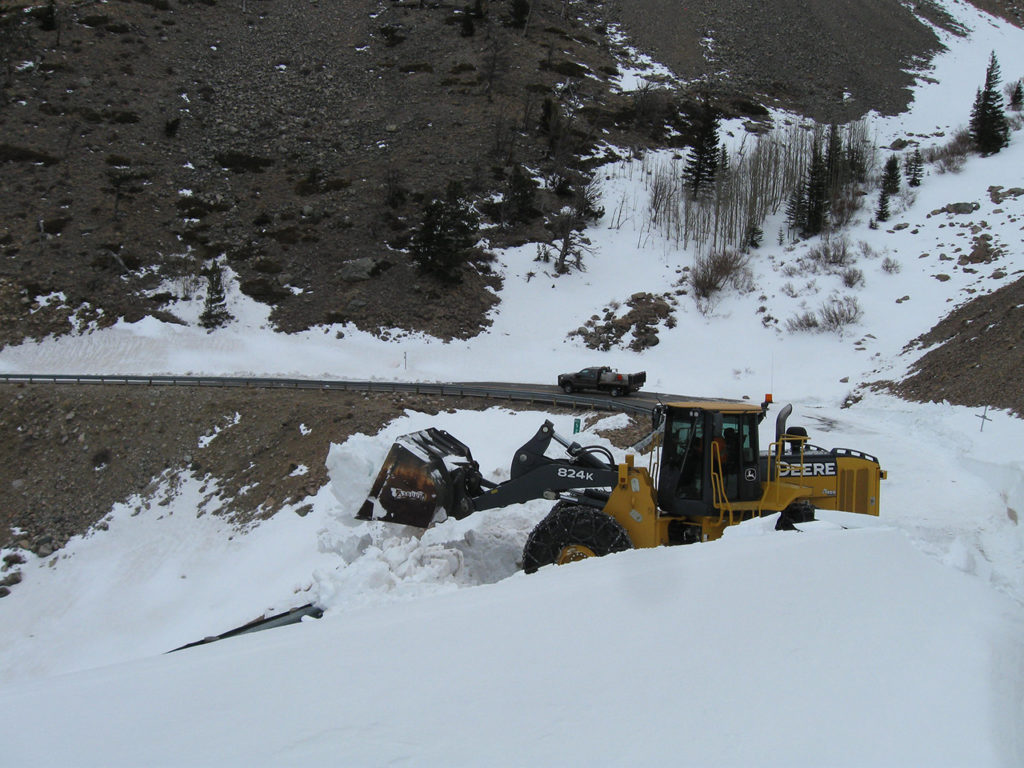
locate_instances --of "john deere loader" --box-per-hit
[356,396,885,572]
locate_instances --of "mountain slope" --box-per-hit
[2,0,1015,345]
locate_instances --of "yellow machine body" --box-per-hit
[599,399,886,547]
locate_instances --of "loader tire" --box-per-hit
[522,503,633,574]
[775,501,815,530]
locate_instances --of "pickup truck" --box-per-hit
[557,366,646,397]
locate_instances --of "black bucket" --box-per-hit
[356,428,478,528]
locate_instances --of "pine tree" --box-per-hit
[824,123,846,199]
[200,264,232,331]
[504,164,539,225]
[969,51,1010,154]
[682,101,720,199]
[904,149,923,187]
[1010,80,1023,111]
[785,187,807,236]
[510,0,530,28]
[881,154,901,196]
[803,137,830,237]
[876,189,891,223]
[410,182,480,283]
[744,221,763,250]
[844,131,867,185]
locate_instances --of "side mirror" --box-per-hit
[651,404,665,431]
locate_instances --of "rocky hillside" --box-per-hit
[3,0,1017,346]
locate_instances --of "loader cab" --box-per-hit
[656,401,764,517]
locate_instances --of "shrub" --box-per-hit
[819,296,863,331]
[857,240,879,259]
[690,248,748,300]
[786,311,820,332]
[841,267,864,288]
[881,256,901,274]
[632,81,675,128]
[786,296,863,333]
[808,234,852,268]
[829,188,864,228]
[923,128,972,173]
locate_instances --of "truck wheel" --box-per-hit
[522,504,633,573]
[561,383,574,394]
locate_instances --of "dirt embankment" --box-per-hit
[0,384,469,557]
[0,381,635,567]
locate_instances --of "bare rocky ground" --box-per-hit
[2,0,1024,590]
[893,274,1024,418]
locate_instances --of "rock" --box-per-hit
[932,202,980,215]
[239,277,290,302]
[3,552,26,567]
[337,257,380,282]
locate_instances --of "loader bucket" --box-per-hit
[356,428,477,528]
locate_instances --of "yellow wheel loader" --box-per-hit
[356,396,885,572]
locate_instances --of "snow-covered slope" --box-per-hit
[4,522,1023,767]
[1,2,1023,765]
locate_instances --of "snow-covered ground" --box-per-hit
[1,2,1023,765]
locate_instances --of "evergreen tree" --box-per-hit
[682,100,720,199]
[410,182,480,283]
[803,137,830,237]
[969,51,1010,154]
[199,264,231,331]
[881,154,901,196]
[510,0,530,28]
[744,221,763,250]
[1010,80,1023,111]
[844,131,867,185]
[785,187,807,235]
[503,163,539,225]
[876,189,891,222]
[824,123,846,199]
[904,149,923,187]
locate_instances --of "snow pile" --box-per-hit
[2,520,1022,767]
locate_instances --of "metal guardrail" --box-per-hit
[0,373,656,417]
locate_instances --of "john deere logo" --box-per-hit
[778,461,837,478]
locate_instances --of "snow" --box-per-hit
[2,2,1024,765]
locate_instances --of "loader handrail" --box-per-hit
[759,433,810,512]
[709,440,736,525]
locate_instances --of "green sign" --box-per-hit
[573,418,581,434]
